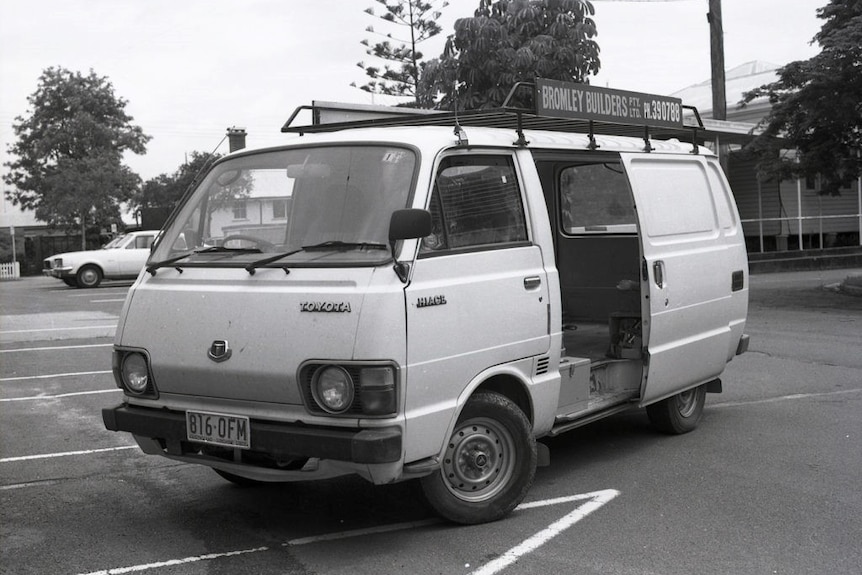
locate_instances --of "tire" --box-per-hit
[646,384,706,435]
[75,265,103,288]
[420,391,536,525]
[213,468,265,487]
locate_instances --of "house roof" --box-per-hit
[672,60,780,120]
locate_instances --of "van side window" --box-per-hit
[421,155,527,253]
[559,162,635,234]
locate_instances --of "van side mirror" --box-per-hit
[389,209,432,241]
[388,209,432,283]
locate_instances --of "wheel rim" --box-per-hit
[675,389,699,418]
[441,417,516,503]
[79,268,99,286]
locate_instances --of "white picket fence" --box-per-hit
[0,261,20,280]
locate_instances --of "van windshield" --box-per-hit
[151,145,416,266]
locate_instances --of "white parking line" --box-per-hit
[75,547,270,575]
[0,389,119,402]
[1,445,137,463]
[470,489,620,575]
[70,490,619,575]
[710,388,862,408]
[0,370,112,382]
[286,519,442,545]
[0,343,113,353]
[64,291,129,297]
[91,299,126,303]
[0,325,116,335]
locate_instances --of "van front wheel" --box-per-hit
[420,391,536,525]
[646,384,706,434]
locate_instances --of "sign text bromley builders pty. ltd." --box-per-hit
[536,79,684,129]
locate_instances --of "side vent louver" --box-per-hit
[535,356,550,376]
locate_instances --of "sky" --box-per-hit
[1,0,825,189]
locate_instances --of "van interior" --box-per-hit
[534,154,646,430]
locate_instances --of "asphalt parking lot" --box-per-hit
[1,270,861,575]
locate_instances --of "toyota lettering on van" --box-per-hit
[102,81,749,526]
[299,301,352,313]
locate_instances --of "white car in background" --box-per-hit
[43,230,159,288]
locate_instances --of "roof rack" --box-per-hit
[282,81,706,154]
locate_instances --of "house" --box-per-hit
[672,61,862,252]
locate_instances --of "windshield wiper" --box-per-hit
[301,240,388,251]
[146,246,261,275]
[244,248,305,275]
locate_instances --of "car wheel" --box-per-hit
[420,391,536,525]
[75,265,103,288]
[646,384,706,434]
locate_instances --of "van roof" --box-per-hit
[266,123,711,157]
[281,105,710,156]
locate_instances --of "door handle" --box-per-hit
[653,261,665,289]
[524,276,542,290]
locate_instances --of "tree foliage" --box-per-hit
[741,0,862,195]
[354,0,449,105]
[3,67,150,245]
[418,0,600,110]
[135,151,220,211]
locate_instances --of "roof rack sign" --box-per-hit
[536,79,684,130]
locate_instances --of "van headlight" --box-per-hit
[303,363,397,417]
[113,348,158,398]
[312,366,355,414]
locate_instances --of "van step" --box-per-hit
[548,401,635,437]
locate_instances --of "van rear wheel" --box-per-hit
[646,384,706,434]
[420,391,536,525]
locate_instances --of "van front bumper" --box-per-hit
[102,403,402,464]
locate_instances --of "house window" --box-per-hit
[272,199,287,219]
[233,200,247,220]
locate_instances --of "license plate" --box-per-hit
[186,410,250,449]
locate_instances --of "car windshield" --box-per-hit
[150,145,416,267]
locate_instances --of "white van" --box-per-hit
[103,82,749,524]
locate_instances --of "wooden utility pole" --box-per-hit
[707,0,726,120]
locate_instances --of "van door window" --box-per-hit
[559,162,635,234]
[421,155,528,254]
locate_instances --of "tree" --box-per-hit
[418,0,600,110]
[135,151,220,211]
[353,0,449,106]
[3,67,150,248]
[741,0,862,195]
